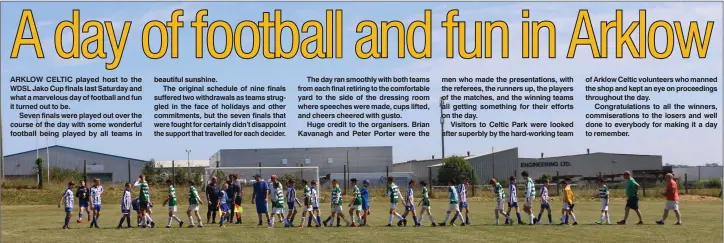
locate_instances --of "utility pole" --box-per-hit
[0,103,4,181]
[46,119,50,181]
[440,97,446,159]
[186,149,191,181]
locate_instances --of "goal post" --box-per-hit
[204,166,320,188]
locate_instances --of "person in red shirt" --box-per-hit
[656,173,682,225]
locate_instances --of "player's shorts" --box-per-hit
[272,207,284,214]
[168,206,177,212]
[313,206,319,210]
[562,202,571,211]
[540,203,550,209]
[188,204,199,211]
[447,203,460,212]
[626,195,640,210]
[235,197,242,205]
[79,201,89,208]
[304,205,313,212]
[288,202,297,211]
[93,204,102,211]
[362,202,370,210]
[496,200,505,210]
[460,202,468,208]
[601,200,609,211]
[508,202,519,208]
[351,205,362,211]
[665,200,679,210]
[331,205,343,213]
[255,201,268,214]
[220,203,230,213]
[524,198,534,208]
[65,207,73,213]
[405,205,415,211]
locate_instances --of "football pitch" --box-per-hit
[2,199,721,243]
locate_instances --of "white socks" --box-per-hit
[388,215,394,224]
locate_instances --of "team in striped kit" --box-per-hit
[58,172,679,229]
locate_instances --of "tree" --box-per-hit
[279,174,303,189]
[142,159,162,184]
[437,156,477,185]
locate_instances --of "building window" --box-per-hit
[305,159,311,164]
[327,158,334,164]
[281,159,288,165]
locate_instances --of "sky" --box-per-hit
[1,1,722,165]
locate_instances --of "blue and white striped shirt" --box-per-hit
[121,189,132,210]
[457,184,467,203]
[509,183,518,203]
[287,187,297,203]
[63,188,74,208]
[91,185,103,205]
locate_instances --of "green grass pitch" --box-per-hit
[2,199,721,243]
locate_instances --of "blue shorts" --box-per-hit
[460,202,468,208]
[65,207,73,213]
[220,203,230,212]
[405,205,415,212]
[362,202,369,210]
[540,203,550,209]
[93,205,102,211]
[287,202,296,210]
[508,202,518,208]
[313,207,319,210]
[255,201,268,213]
[79,201,89,208]
[626,195,639,210]
[122,209,131,215]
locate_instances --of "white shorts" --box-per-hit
[188,204,199,211]
[272,207,284,214]
[422,205,430,210]
[389,203,398,210]
[496,201,505,210]
[601,200,609,211]
[665,200,679,210]
[351,205,362,211]
[562,202,571,211]
[168,206,177,212]
[330,205,343,213]
[447,203,460,212]
[524,197,534,208]
[304,206,313,212]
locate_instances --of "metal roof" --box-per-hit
[4,145,148,162]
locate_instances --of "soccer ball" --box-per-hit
[76,219,82,223]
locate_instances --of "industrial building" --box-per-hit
[155,160,209,174]
[2,145,149,183]
[208,146,394,181]
[399,147,663,185]
[673,166,723,181]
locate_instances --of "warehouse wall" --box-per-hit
[214,146,393,178]
[673,166,723,181]
[3,146,147,183]
[518,153,663,180]
[467,147,520,182]
[394,158,444,183]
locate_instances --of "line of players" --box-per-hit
[58,170,683,229]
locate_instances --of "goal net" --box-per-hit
[204,166,321,189]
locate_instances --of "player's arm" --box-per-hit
[58,193,64,208]
[133,178,141,187]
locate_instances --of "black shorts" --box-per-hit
[235,197,242,205]
[140,202,149,211]
[208,203,219,211]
